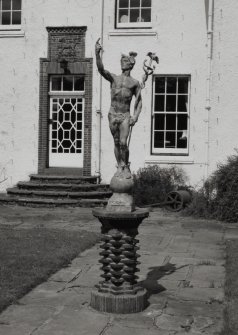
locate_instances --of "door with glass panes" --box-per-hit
[49,75,84,168]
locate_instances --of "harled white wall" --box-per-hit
[99,0,208,187]
[209,0,238,174]
[1,0,237,191]
[0,0,101,191]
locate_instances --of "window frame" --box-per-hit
[49,96,85,155]
[115,0,152,29]
[151,75,191,156]
[48,75,85,167]
[49,75,85,96]
[0,0,22,30]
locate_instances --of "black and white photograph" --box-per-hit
[0,0,236,334]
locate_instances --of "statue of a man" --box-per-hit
[95,38,142,178]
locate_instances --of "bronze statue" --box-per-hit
[91,40,158,314]
[95,38,142,179]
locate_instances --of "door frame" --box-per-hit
[38,26,92,176]
[48,94,85,168]
[38,58,93,176]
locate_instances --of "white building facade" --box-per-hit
[0,0,237,192]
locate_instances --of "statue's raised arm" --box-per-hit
[95,38,114,83]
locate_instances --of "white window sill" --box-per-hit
[145,156,194,165]
[48,92,85,97]
[0,27,24,38]
[117,22,152,28]
[108,29,157,37]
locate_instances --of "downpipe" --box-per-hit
[95,0,104,184]
[205,0,214,179]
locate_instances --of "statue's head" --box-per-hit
[121,52,137,71]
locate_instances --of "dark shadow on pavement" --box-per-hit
[139,263,189,300]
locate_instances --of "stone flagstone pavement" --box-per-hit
[0,205,230,334]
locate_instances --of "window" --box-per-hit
[116,0,151,28]
[48,75,85,167]
[50,97,84,155]
[0,0,21,26]
[50,75,85,93]
[152,76,190,155]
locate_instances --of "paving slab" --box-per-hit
[104,324,168,335]
[0,206,227,334]
[164,297,223,318]
[20,288,90,309]
[189,265,225,289]
[0,304,58,335]
[33,307,110,335]
[176,286,224,303]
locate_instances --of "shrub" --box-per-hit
[183,182,214,219]
[133,165,188,206]
[185,150,238,222]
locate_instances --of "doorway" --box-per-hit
[48,75,85,168]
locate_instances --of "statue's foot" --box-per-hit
[124,166,132,179]
[115,165,123,177]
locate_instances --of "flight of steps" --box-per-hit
[0,174,112,207]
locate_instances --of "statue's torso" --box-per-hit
[110,75,138,114]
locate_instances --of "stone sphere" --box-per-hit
[110,175,134,194]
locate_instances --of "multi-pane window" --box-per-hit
[0,0,21,25]
[116,0,151,28]
[50,97,84,154]
[152,76,190,155]
[48,75,85,167]
[50,75,85,92]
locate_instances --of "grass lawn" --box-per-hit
[220,239,238,335]
[0,226,100,313]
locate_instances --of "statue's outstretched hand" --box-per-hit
[95,38,102,54]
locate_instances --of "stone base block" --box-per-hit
[90,289,147,314]
[106,192,135,212]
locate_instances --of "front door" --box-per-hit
[48,75,84,168]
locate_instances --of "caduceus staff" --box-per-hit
[127,52,159,147]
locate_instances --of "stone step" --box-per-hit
[17,181,110,192]
[0,174,110,208]
[7,188,112,199]
[0,194,107,207]
[29,174,98,184]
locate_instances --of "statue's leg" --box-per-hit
[114,133,121,167]
[119,117,131,178]
[109,118,121,171]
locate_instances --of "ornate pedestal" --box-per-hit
[91,208,149,313]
